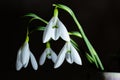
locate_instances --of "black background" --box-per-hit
[4,0,120,80]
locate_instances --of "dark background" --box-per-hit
[4,0,120,80]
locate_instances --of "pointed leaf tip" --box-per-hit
[54,4,74,16]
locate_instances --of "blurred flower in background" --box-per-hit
[103,72,120,80]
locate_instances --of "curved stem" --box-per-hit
[72,12,104,70]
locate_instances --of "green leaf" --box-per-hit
[29,26,45,34]
[86,53,94,63]
[35,26,45,31]
[69,31,82,38]
[70,39,80,51]
[25,13,48,24]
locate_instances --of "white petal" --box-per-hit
[21,42,30,65]
[70,43,82,65]
[53,28,61,40]
[57,19,70,42]
[16,48,23,71]
[30,52,38,70]
[23,47,31,68]
[39,48,47,65]
[65,42,73,64]
[43,17,57,43]
[54,43,67,68]
[50,17,59,40]
[23,60,29,68]
[52,19,61,40]
[47,54,52,59]
[66,53,73,64]
[50,49,57,63]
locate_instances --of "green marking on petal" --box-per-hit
[47,53,51,57]
[52,26,58,28]
[67,50,71,54]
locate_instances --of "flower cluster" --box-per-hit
[16,8,82,71]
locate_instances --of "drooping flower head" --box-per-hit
[16,34,38,71]
[39,42,57,65]
[43,8,70,43]
[54,42,82,68]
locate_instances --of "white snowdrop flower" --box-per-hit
[54,42,82,68]
[16,37,38,71]
[43,8,70,43]
[39,48,57,65]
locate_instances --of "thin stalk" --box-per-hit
[71,12,104,70]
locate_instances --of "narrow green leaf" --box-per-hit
[84,37,99,68]
[69,31,82,38]
[29,26,45,34]
[70,39,80,51]
[86,53,94,63]
[25,13,48,24]
[35,26,45,31]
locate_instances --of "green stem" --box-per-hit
[54,7,58,17]
[46,42,50,48]
[25,27,29,42]
[72,14,104,70]
[72,14,98,66]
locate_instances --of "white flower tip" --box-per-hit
[51,50,58,63]
[74,55,82,65]
[62,37,70,42]
[33,66,38,70]
[16,51,23,71]
[16,66,22,71]
[54,64,59,69]
[43,39,47,43]
[39,62,44,66]
[30,53,38,70]
[77,60,82,65]
[16,62,23,71]
[54,61,61,69]
[54,60,63,69]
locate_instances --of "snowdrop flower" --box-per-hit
[43,8,70,43]
[39,42,57,65]
[54,42,82,68]
[16,36,38,71]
